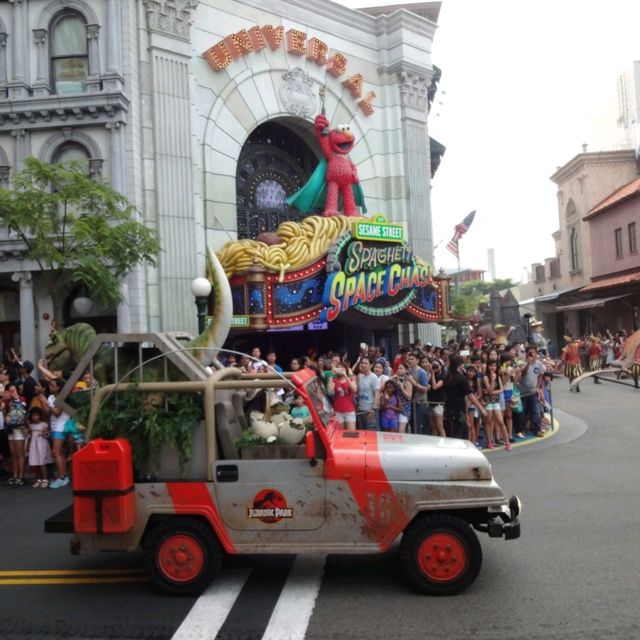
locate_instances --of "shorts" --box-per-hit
[51,431,66,440]
[379,416,399,431]
[468,406,479,418]
[499,393,506,412]
[503,390,513,401]
[485,402,501,411]
[398,414,409,425]
[7,427,26,441]
[429,404,444,417]
[335,411,356,425]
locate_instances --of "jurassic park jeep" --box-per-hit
[45,335,520,597]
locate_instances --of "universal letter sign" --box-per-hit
[202,25,376,116]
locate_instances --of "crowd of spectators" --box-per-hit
[0,350,88,489]
[219,336,567,450]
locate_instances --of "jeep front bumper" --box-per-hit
[475,495,521,540]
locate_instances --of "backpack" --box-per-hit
[5,399,27,427]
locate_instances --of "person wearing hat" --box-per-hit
[530,321,548,355]
[561,336,583,391]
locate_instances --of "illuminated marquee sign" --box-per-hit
[321,228,433,322]
[202,25,376,116]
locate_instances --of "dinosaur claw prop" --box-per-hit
[187,246,233,365]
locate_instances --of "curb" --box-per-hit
[481,417,560,453]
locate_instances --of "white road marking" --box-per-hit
[171,569,249,640]
[261,555,326,640]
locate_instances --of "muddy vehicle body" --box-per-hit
[46,333,520,596]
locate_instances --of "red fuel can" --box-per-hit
[73,438,135,534]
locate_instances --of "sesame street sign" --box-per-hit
[202,25,376,116]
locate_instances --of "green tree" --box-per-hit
[450,277,516,319]
[0,157,160,323]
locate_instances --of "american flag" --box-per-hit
[445,210,476,258]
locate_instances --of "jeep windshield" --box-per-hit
[304,376,333,427]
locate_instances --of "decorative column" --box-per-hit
[397,69,440,346]
[86,24,102,93]
[11,272,36,363]
[11,129,30,170]
[7,0,29,98]
[103,0,124,91]
[32,28,49,97]
[0,32,8,93]
[141,0,200,333]
[106,119,131,331]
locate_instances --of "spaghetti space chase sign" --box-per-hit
[321,237,432,322]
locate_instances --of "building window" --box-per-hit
[614,227,623,258]
[54,143,90,171]
[534,265,545,282]
[51,12,88,95]
[549,259,561,278]
[236,121,318,239]
[566,199,577,220]
[629,222,637,254]
[570,227,580,271]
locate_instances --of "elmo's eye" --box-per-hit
[338,124,350,132]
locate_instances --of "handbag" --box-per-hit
[511,387,523,414]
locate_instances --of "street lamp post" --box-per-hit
[190,277,212,334]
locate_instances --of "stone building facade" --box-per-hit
[0,0,442,360]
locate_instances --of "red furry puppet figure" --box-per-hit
[286,113,367,217]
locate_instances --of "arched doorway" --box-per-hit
[236,120,319,239]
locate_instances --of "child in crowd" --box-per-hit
[290,394,312,427]
[540,371,553,430]
[27,407,53,488]
[379,380,401,432]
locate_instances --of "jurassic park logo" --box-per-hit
[248,489,293,523]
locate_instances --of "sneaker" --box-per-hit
[485,441,495,449]
[505,442,512,451]
[11,478,25,487]
[49,477,67,489]
[516,432,526,439]
[32,479,43,488]
[7,477,16,486]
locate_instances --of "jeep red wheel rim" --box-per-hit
[157,534,205,583]
[417,532,466,582]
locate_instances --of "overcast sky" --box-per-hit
[341,0,640,282]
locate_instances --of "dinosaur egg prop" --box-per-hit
[278,419,305,444]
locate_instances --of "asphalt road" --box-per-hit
[1,377,638,640]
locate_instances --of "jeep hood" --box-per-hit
[371,432,493,482]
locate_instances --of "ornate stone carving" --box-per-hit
[0,33,7,49]
[279,68,317,118]
[32,29,46,46]
[142,0,199,39]
[398,71,429,110]
[86,24,100,41]
[89,158,103,178]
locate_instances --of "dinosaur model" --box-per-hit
[44,247,232,383]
